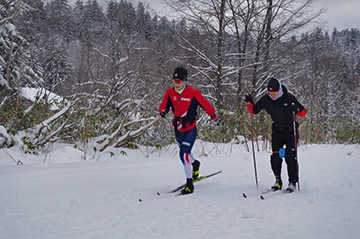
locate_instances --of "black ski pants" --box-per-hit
[270,123,299,184]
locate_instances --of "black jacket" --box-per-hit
[253,86,305,126]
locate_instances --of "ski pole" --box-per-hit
[292,110,300,191]
[248,114,259,188]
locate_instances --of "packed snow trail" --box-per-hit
[0,144,359,239]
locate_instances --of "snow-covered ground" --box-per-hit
[0,142,359,239]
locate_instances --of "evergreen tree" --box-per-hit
[0,0,43,90]
[43,42,73,92]
[18,0,48,88]
[45,0,75,44]
[73,0,85,39]
[135,2,154,40]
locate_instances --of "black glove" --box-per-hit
[245,94,253,104]
[160,110,167,118]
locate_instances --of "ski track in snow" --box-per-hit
[0,144,359,239]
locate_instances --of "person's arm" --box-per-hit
[245,94,265,115]
[194,89,217,120]
[158,89,172,117]
[289,94,307,117]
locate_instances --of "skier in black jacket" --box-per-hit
[245,78,307,192]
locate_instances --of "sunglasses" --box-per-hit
[267,90,280,97]
[172,79,184,84]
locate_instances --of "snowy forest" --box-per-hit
[1,0,360,156]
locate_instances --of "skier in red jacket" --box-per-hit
[159,66,220,195]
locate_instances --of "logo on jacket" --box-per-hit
[173,96,177,101]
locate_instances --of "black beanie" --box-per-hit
[267,77,281,92]
[172,66,188,81]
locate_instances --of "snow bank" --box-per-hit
[0,143,359,239]
[20,87,64,111]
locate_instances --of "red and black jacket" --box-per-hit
[159,85,216,133]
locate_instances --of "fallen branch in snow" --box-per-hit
[24,99,77,152]
[97,117,161,152]
[32,102,72,139]
[114,117,161,148]
[2,148,23,165]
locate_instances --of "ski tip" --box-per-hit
[242,193,247,198]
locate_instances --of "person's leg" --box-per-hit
[284,133,298,185]
[176,127,198,195]
[271,131,286,188]
[191,154,201,180]
[178,127,197,179]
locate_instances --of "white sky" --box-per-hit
[313,0,360,31]
[64,0,360,31]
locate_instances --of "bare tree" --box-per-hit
[227,0,257,109]
[248,0,323,97]
[166,0,233,110]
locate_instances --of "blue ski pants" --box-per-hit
[175,127,197,179]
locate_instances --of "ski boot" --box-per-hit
[180,178,194,195]
[271,177,283,191]
[192,160,201,180]
[286,182,296,193]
